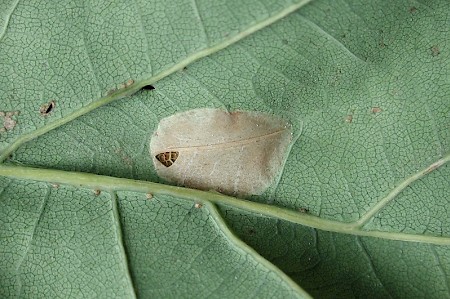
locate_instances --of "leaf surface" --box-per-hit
[1,0,449,298]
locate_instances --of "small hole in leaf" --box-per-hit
[39,101,55,116]
[142,85,155,90]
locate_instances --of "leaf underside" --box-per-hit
[0,0,449,298]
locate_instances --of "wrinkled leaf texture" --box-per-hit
[0,0,449,298]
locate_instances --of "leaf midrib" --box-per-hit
[1,152,448,246]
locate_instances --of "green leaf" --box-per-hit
[1,0,449,298]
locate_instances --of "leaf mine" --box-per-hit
[149,108,293,196]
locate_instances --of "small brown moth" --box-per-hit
[155,151,179,167]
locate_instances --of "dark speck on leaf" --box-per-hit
[39,101,55,116]
[142,85,155,90]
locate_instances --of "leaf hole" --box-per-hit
[39,101,55,116]
[142,85,155,91]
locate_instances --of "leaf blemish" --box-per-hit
[371,107,382,114]
[142,85,155,90]
[431,45,440,57]
[0,111,19,132]
[106,88,117,96]
[39,101,55,116]
[125,79,134,87]
[150,108,293,196]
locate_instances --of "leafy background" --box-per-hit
[1,0,449,298]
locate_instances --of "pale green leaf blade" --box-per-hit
[0,0,310,155]
[0,0,449,298]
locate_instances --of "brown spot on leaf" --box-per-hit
[39,101,55,116]
[1,111,19,131]
[299,207,309,213]
[431,45,440,57]
[125,79,134,87]
[345,114,353,123]
[194,203,202,209]
[409,6,417,13]
[371,107,383,114]
[150,108,293,196]
[93,189,101,196]
[146,193,153,200]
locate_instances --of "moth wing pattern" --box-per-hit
[155,151,179,167]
